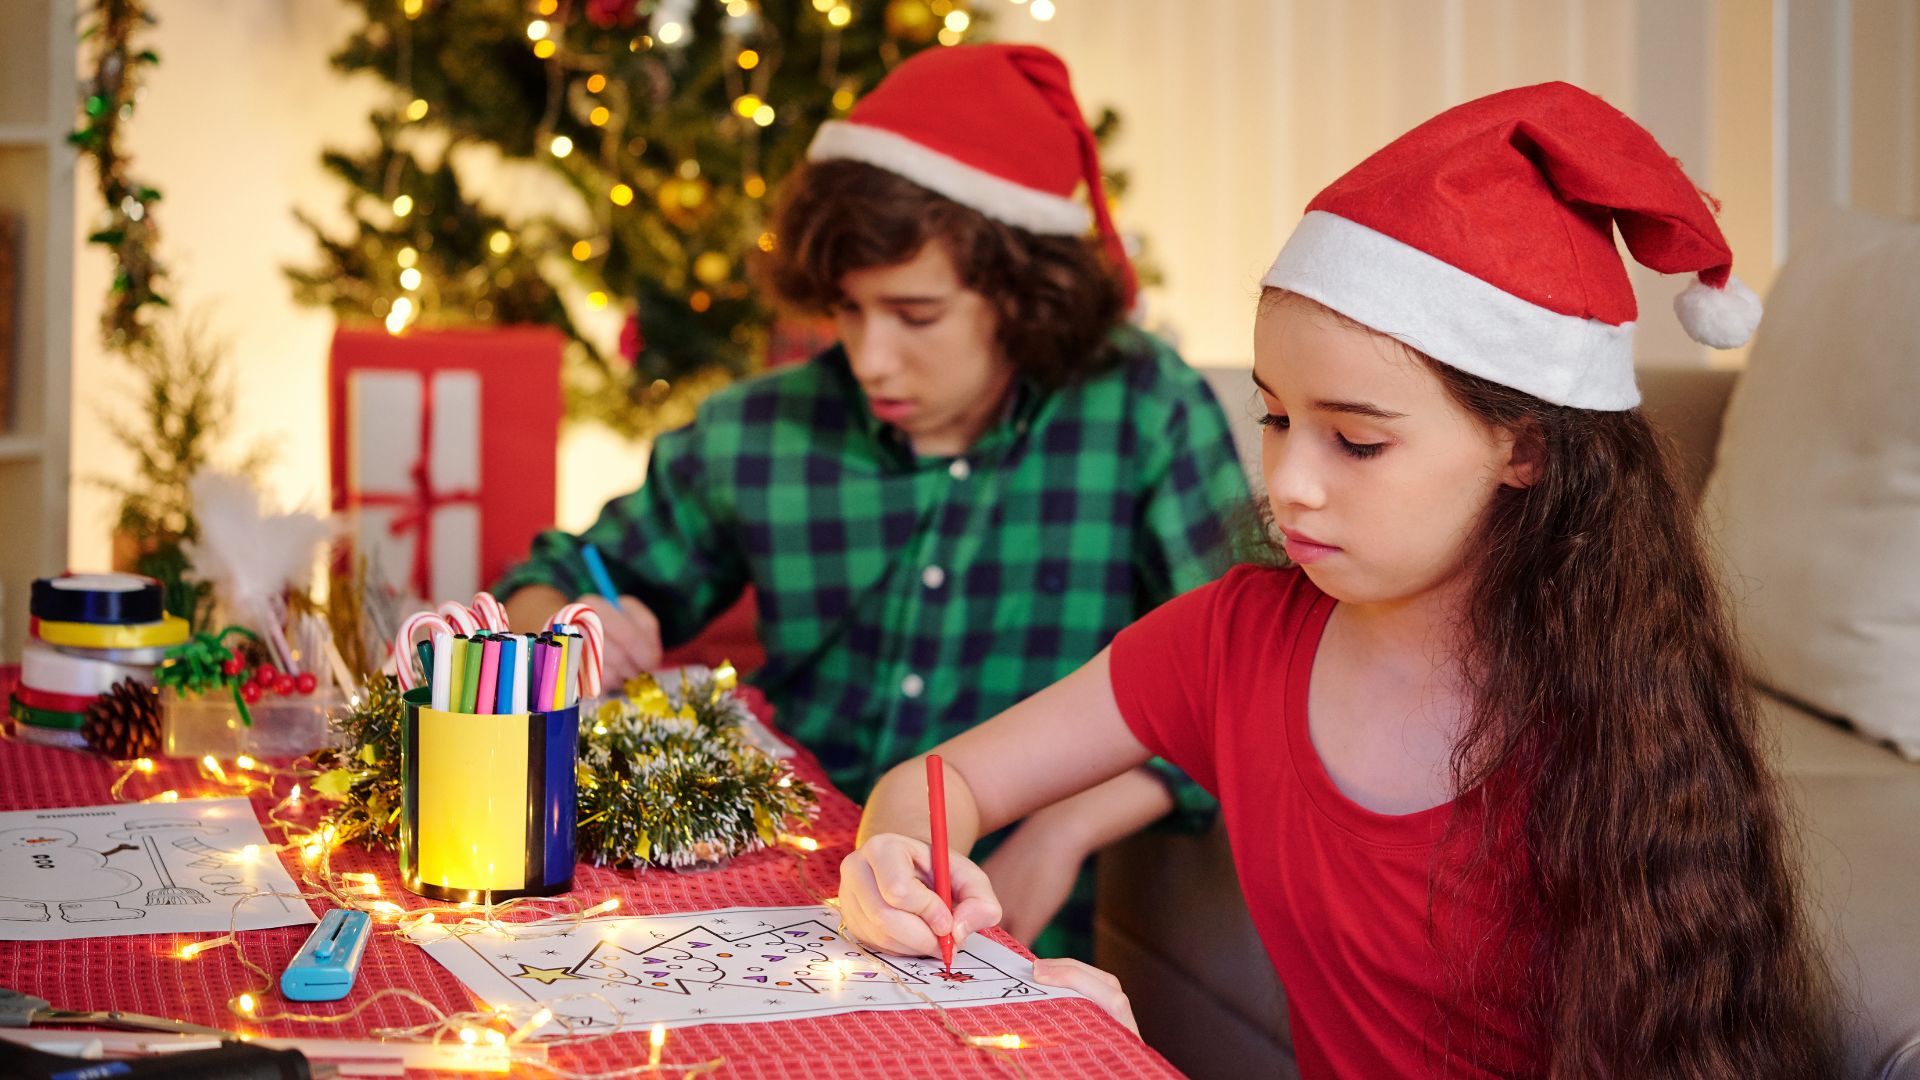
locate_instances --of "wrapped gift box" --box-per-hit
[329,328,564,604]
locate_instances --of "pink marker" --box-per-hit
[476,637,502,715]
[540,640,563,715]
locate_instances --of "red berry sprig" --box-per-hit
[246,662,319,697]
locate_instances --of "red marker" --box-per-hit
[926,754,955,971]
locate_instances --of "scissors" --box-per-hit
[0,987,242,1040]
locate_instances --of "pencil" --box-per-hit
[927,754,955,971]
[581,543,621,602]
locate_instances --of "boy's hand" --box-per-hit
[1032,958,1138,1036]
[578,593,662,683]
[838,833,1002,958]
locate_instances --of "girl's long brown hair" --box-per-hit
[1269,291,1836,1078]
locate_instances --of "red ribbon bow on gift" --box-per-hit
[353,375,479,600]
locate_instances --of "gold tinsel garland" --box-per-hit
[310,666,815,869]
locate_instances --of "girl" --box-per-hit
[838,83,1835,1079]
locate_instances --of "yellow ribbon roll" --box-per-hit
[32,613,190,649]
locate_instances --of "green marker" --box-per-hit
[459,637,484,714]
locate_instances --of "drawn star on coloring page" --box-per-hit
[511,963,585,985]
[860,996,876,1002]
[712,919,728,924]
[496,954,515,960]
[691,1008,709,1015]
[763,999,782,1006]
[541,949,560,955]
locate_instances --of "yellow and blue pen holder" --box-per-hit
[399,686,579,901]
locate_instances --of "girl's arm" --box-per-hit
[839,648,1155,955]
[980,766,1172,946]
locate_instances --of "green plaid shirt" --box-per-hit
[496,328,1250,815]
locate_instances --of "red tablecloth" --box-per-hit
[0,699,1182,1079]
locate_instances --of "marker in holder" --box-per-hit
[399,686,579,902]
[281,908,373,1002]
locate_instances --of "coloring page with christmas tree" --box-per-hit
[414,904,1083,1033]
[0,799,316,941]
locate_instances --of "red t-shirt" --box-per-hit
[1110,566,1539,1080]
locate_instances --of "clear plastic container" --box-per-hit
[163,687,351,759]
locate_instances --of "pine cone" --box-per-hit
[82,679,164,760]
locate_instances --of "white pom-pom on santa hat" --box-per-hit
[1673,273,1763,349]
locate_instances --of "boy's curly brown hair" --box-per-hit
[757,159,1127,389]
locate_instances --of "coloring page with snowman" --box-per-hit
[0,798,316,941]
[414,904,1083,1033]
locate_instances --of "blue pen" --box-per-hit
[581,543,620,602]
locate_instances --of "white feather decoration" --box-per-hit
[182,473,335,670]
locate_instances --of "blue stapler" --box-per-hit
[280,908,372,1002]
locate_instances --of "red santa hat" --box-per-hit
[1263,81,1761,411]
[806,44,1137,306]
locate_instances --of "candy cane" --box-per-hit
[436,601,481,637]
[546,603,605,699]
[393,612,453,691]
[470,592,510,633]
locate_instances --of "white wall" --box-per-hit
[996,0,1795,369]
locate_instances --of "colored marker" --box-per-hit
[565,632,583,707]
[477,636,501,715]
[581,543,620,603]
[431,631,453,712]
[543,639,564,713]
[927,754,955,972]
[459,637,483,713]
[495,636,518,714]
[448,635,470,713]
[511,634,531,714]
[416,641,434,693]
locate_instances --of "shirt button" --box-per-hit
[901,673,925,699]
[921,565,946,590]
[949,458,970,481]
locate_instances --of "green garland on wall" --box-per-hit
[71,0,167,352]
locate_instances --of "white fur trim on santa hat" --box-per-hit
[1263,211,1640,411]
[808,120,1093,236]
[1674,274,1762,349]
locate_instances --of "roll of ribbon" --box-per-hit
[22,643,155,696]
[30,613,190,650]
[8,694,88,732]
[33,640,174,665]
[8,719,89,749]
[13,684,101,715]
[30,573,166,625]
